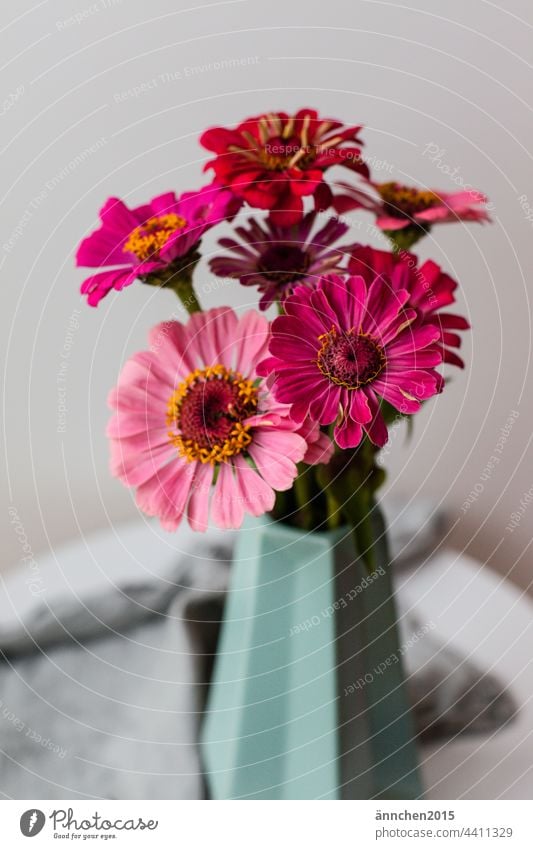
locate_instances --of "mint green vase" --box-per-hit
[200,514,422,800]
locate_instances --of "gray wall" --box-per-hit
[2,0,532,590]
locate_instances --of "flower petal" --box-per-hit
[211,463,245,529]
[233,455,275,516]
[187,463,214,532]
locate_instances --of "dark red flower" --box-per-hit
[348,245,470,368]
[200,109,368,226]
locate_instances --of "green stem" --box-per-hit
[169,275,202,315]
[384,225,428,253]
[293,467,314,530]
[325,439,385,571]
[141,249,202,314]
[325,486,342,531]
[350,490,378,573]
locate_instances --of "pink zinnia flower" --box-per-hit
[108,307,330,531]
[209,211,355,310]
[77,183,238,306]
[334,179,490,231]
[259,275,444,449]
[201,109,368,227]
[348,245,470,368]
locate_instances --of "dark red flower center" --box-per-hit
[377,182,439,219]
[317,327,386,390]
[257,244,311,284]
[166,366,258,464]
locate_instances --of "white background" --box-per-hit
[2,0,532,590]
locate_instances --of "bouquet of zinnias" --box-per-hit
[77,109,487,564]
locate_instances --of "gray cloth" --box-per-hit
[0,508,515,800]
[0,533,230,800]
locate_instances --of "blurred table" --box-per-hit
[1,519,532,799]
[398,552,533,799]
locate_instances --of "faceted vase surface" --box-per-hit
[201,515,422,800]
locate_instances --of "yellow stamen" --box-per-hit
[166,365,258,465]
[377,183,439,215]
[300,114,311,148]
[282,116,295,138]
[123,213,186,262]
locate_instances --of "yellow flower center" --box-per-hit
[377,182,439,218]
[123,213,186,262]
[167,365,259,464]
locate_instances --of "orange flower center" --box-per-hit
[123,213,186,262]
[166,365,259,464]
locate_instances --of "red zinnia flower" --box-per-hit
[201,109,368,227]
[348,245,470,368]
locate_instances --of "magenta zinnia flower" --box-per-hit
[348,244,470,368]
[259,275,444,449]
[201,109,368,226]
[107,307,330,531]
[209,212,354,310]
[77,183,237,306]
[334,179,490,231]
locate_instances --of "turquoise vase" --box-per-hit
[200,514,422,800]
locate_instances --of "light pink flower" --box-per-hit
[334,179,490,231]
[108,307,330,531]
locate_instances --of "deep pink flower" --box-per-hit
[334,179,490,231]
[108,307,331,531]
[77,183,238,306]
[259,275,444,449]
[348,245,470,368]
[201,109,368,227]
[209,211,355,310]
